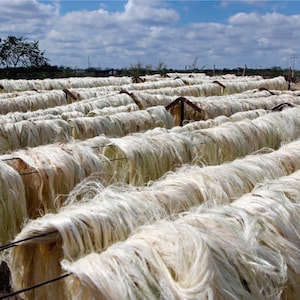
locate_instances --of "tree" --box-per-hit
[189,56,199,70]
[128,60,144,77]
[156,60,167,72]
[0,36,49,68]
[156,60,167,76]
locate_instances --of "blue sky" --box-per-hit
[0,0,300,70]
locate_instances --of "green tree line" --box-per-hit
[0,36,48,69]
[0,35,297,80]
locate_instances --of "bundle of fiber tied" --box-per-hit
[104,107,300,184]
[31,119,72,145]
[0,76,132,92]
[86,103,139,117]
[0,160,27,246]
[0,91,135,124]
[3,144,84,218]
[172,109,268,132]
[0,90,68,114]
[65,86,116,100]
[103,129,193,184]
[120,77,186,92]
[144,82,225,97]
[0,119,72,154]
[146,138,300,211]
[0,90,40,100]
[62,170,300,299]
[229,170,300,299]
[9,186,167,300]
[67,92,136,115]
[120,91,175,108]
[143,76,288,98]
[62,138,300,209]
[60,140,112,188]
[8,139,300,299]
[3,138,113,217]
[193,92,300,120]
[68,106,174,139]
[190,106,300,165]
[0,111,63,123]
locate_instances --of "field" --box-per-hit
[0,73,300,299]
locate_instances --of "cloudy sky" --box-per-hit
[0,0,299,70]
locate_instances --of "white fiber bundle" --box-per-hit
[2,133,113,216]
[142,76,287,98]
[174,109,267,132]
[61,111,85,120]
[4,120,41,151]
[61,204,286,299]
[0,91,135,124]
[103,108,300,184]
[62,167,300,299]
[120,77,186,92]
[146,106,175,128]
[0,161,27,246]
[4,145,85,217]
[145,83,223,97]
[0,76,132,92]
[64,139,300,212]
[103,132,193,184]
[33,119,71,145]
[67,86,116,100]
[0,90,40,100]
[159,88,299,124]
[66,76,132,89]
[77,135,111,151]
[230,172,300,298]
[68,92,135,114]
[191,122,260,164]
[0,119,72,154]
[192,108,300,163]
[27,114,63,121]
[0,109,60,124]
[68,116,121,140]
[150,139,300,210]
[0,130,10,153]
[87,103,139,117]
[0,79,37,93]
[128,92,175,108]
[182,92,300,121]
[0,90,68,114]
[69,106,173,139]
[222,76,288,94]
[226,109,267,122]
[9,139,300,299]
[60,142,111,188]
[9,186,167,300]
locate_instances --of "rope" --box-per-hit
[20,170,38,176]
[0,272,71,299]
[1,157,21,161]
[109,157,127,161]
[0,230,58,252]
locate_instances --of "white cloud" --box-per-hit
[120,0,179,24]
[228,12,261,25]
[0,0,58,39]
[0,0,299,69]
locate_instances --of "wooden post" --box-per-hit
[165,97,202,126]
[180,98,185,126]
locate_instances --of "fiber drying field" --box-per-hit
[1,73,300,299]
